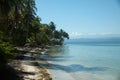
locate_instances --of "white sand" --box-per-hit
[20,52,51,80]
[21,53,41,80]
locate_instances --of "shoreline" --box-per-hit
[9,47,52,80]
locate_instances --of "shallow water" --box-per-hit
[39,42,120,80]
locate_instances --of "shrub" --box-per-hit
[0,41,16,65]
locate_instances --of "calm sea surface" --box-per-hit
[39,41,120,80]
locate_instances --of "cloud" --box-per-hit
[70,32,114,36]
[69,32,119,38]
[69,32,83,36]
[99,33,113,35]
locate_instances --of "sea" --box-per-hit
[39,38,120,80]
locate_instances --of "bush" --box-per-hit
[0,41,16,65]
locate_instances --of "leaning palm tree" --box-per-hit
[60,29,69,39]
[49,21,56,32]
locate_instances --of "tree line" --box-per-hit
[0,0,69,65]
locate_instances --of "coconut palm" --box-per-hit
[49,21,56,32]
[24,0,36,42]
[0,0,15,17]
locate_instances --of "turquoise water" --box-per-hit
[40,42,120,80]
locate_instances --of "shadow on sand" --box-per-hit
[40,55,73,62]
[13,50,108,75]
[37,62,108,73]
[29,54,109,73]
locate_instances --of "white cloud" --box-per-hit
[69,32,119,39]
[69,32,83,36]
[99,33,113,35]
[70,32,113,36]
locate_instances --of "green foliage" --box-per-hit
[0,0,69,65]
[0,41,16,64]
[0,32,16,65]
[26,35,36,46]
[49,21,56,31]
[36,31,50,45]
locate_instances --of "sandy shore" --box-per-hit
[9,47,52,80]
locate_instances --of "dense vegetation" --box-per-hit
[0,0,69,65]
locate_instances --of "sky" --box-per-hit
[36,0,120,38]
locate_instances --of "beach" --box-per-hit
[2,41,120,80]
[6,47,52,80]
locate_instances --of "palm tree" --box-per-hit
[9,0,25,37]
[31,16,41,43]
[24,0,36,42]
[49,21,56,32]
[0,0,15,35]
[13,0,24,28]
[0,0,15,17]
[60,29,69,39]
